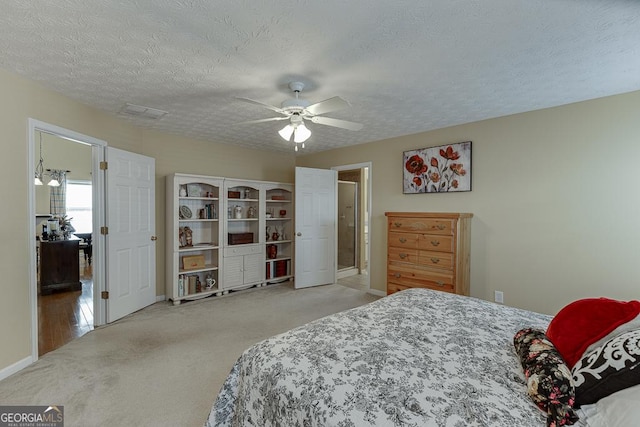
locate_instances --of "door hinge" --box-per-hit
[100,161,108,170]
[101,291,109,299]
[100,226,108,235]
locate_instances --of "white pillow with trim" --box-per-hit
[579,384,640,427]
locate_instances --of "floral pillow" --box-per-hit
[572,329,640,407]
[514,328,579,427]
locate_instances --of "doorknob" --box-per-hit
[151,236,157,241]
[296,232,302,236]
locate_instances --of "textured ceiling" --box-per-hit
[1,1,639,154]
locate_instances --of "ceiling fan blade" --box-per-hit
[234,117,289,125]
[305,96,351,116]
[235,97,286,114]
[309,116,363,131]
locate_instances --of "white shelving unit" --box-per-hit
[223,179,265,291]
[166,174,223,305]
[264,183,294,284]
[166,174,294,305]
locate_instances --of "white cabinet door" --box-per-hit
[243,253,263,284]
[223,253,263,289]
[223,255,244,288]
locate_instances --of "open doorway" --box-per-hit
[28,119,107,362]
[332,163,371,292]
[337,180,358,272]
[34,131,94,356]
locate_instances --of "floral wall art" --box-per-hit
[403,141,472,193]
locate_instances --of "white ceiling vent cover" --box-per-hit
[120,103,168,120]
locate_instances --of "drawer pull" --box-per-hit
[431,257,440,264]
[436,224,446,230]
[394,222,402,228]
[430,240,440,246]
[394,273,401,278]
[399,237,407,243]
[436,281,445,287]
[399,253,407,259]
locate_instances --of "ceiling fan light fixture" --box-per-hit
[293,123,311,143]
[278,124,295,141]
[237,80,359,151]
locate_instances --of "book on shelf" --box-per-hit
[192,242,214,247]
[188,275,197,294]
[178,274,185,297]
[205,203,217,219]
[275,260,288,277]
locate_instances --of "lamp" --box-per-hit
[34,133,44,185]
[47,169,62,187]
[47,174,60,187]
[278,124,295,141]
[278,114,311,152]
[34,134,69,186]
[293,123,311,143]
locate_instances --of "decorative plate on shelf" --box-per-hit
[179,205,192,219]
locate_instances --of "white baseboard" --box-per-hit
[336,268,358,280]
[367,289,386,297]
[0,356,33,381]
[156,295,166,302]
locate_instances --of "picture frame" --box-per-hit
[186,183,201,197]
[403,141,472,194]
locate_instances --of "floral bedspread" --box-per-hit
[206,288,552,427]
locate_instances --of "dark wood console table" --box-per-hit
[40,239,81,295]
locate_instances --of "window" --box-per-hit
[66,180,92,233]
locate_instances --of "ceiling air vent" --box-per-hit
[119,103,168,120]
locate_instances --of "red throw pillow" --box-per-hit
[546,298,640,368]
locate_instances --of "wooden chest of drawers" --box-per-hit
[385,212,472,296]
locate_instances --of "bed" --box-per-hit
[205,289,640,427]
[206,288,554,426]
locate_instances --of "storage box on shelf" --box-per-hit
[228,232,254,245]
[167,174,223,305]
[264,183,294,284]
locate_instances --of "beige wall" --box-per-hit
[0,67,295,372]
[297,90,640,316]
[2,60,638,375]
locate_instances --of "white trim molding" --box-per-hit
[0,356,33,382]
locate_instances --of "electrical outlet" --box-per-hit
[494,290,504,304]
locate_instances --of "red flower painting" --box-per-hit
[405,155,428,175]
[440,146,460,161]
[402,141,471,193]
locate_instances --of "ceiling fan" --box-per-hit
[236,81,363,151]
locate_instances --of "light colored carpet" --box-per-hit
[0,283,379,427]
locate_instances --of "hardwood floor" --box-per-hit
[38,264,94,357]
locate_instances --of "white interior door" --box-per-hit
[295,167,337,288]
[106,147,156,322]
